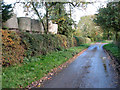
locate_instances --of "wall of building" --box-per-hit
[31,19,44,33]
[2,14,18,29]
[2,14,58,34]
[18,17,31,31]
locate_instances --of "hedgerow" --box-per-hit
[73,36,90,46]
[19,32,72,57]
[2,30,91,66]
[2,30,25,66]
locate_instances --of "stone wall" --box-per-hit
[18,17,31,31]
[2,14,58,34]
[31,19,44,33]
[2,14,18,29]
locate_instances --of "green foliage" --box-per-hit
[20,32,73,57]
[58,16,75,37]
[103,43,120,61]
[2,30,87,66]
[115,32,120,48]
[77,15,103,41]
[94,2,120,40]
[49,2,75,37]
[78,37,86,44]
[2,45,89,88]
[2,3,13,22]
[73,36,91,46]
[74,36,80,46]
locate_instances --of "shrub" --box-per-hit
[67,36,73,47]
[78,37,86,44]
[85,38,91,43]
[2,30,25,66]
[73,36,91,46]
[73,36,80,46]
[73,37,78,46]
[56,34,68,48]
[74,36,86,45]
[116,32,120,48]
[2,30,88,66]
[20,32,72,57]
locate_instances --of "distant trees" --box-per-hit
[76,15,103,41]
[94,2,120,41]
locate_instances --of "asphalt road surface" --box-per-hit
[42,43,119,88]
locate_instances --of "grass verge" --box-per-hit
[93,40,113,43]
[103,43,120,61]
[2,44,90,88]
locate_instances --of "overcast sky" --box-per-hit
[4,0,108,24]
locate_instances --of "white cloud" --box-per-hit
[3,0,107,23]
[71,2,107,24]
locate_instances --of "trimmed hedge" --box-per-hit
[2,31,71,66]
[73,36,91,46]
[85,38,91,44]
[2,30,91,66]
[19,32,73,57]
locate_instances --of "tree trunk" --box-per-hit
[59,3,61,15]
[58,3,62,34]
[31,2,46,32]
[115,31,118,42]
[69,3,72,17]
[45,2,49,34]
[107,31,110,40]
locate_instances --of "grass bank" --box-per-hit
[103,43,120,61]
[2,44,90,88]
[93,40,113,43]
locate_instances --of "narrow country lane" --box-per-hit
[42,43,119,88]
